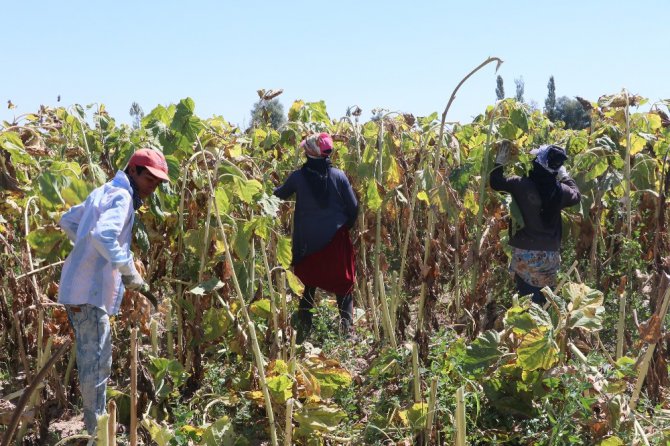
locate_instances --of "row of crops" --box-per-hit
[1,60,670,444]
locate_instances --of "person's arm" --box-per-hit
[89,191,136,275]
[59,202,86,241]
[489,164,515,193]
[340,176,359,228]
[559,177,581,207]
[273,171,296,200]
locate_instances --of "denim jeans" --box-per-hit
[66,304,112,434]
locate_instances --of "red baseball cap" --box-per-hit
[128,149,170,181]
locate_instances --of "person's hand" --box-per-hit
[122,270,146,291]
[556,166,569,181]
[495,141,511,165]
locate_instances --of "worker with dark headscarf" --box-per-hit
[490,143,581,304]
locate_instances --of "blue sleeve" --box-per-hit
[339,174,358,228]
[274,171,297,200]
[59,202,86,241]
[89,191,135,274]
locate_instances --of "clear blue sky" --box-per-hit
[2,1,668,128]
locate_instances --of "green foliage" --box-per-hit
[2,92,670,445]
[555,96,591,130]
[250,98,287,130]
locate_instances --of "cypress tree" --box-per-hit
[495,75,505,100]
[545,76,557,120]
[514,77,525,103]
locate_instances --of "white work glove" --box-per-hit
[117,256,146,291]
[494,142,511,165]
[122,270,146,291]
[556,166,569,182]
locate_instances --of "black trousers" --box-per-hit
[298,286,354,327]
[514,273,546,305]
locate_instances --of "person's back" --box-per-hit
[278,166,357,264]
[489,171,580,251]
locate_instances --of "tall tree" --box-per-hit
[129,102,144,130]
[495,75,505,100]
[545,76,557,120]
[250,98,286,130]
[514,77,525,103]
[554,96,591,130]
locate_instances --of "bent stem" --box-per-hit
[417,56,503,332]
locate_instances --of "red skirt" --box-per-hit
[294,226,356,295]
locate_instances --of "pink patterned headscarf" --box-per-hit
[301,133,334,158]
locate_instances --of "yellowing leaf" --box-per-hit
[266,374,293,404]
[517,329,559,371]
[647,113,662,130]
[598,437,624,446]
[628,134,647,155]
[417,191,429,203]
[463,189,479,216]
[309,367,352,399]
[293,402,346,434]
[215,186,231,215]
[288,100,305,121]
[277,236,292,269]
[406,402,428,430]
[141,417,174,446]
[233,177,263,203]
[285,269,304,295]
[250,299,272,319]
[565,283,605,331]
[365,179,382,211]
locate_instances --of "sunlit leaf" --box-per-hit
[233,177,263,204]
[266,374,293,404]
[463,189,479,216]
[277,236,292,269]
[463,330,502,373]
[510,108,529,133]
[189,278,225,296]
[598,437,624,446]
[517,329,559,371]
[27,227,68,261]
[309,367,352,399]
[285,269,304,295]
[365,179,382,211]
[258,193,281,217]
[61,178,93,206]
[250,299,272,319]
[215,186,231,215]
[293,402,346,434]
[141,417,174,446]
[564,282,605,331]
[202,308,231,342]
[406,402,428,430]
[288,100,305,121]
[201,415,236,446]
